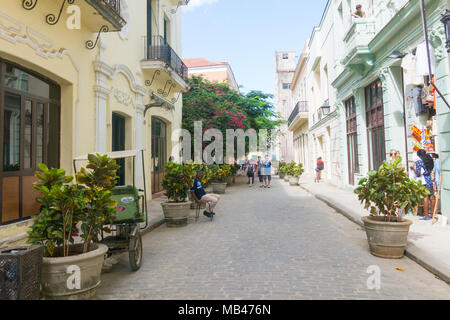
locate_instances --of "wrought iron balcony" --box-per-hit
[288,101,308,125]
[144,36,189,82]
[84,0,126,30]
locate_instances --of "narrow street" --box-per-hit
[97,177,450,300]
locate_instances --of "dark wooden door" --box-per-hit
[151,118,166,194]
[345,97,359,185]
[112,113,126,186]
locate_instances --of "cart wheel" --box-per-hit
[129,232,143,271]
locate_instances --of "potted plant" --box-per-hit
[161,162,194,227]
[354,157,429,259]
[28,154,119,300]
[210,164,230,194]
[278,162,286,179]
[284,161,296,182]
[230,164,240,184]
[289,163,304,186]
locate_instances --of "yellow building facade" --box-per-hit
[0,0,189,245]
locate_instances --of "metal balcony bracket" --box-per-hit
[86,25,110,50]
[157,80,176,97]
[46,0,75,25]
[171,92,182,103]
[143,102,164,118]
[22,0,38,10]
[145,70,161,87]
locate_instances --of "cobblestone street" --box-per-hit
[97,177,450,300]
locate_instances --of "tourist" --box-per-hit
[257,156,264,188]
[410,150,435,221]
[190,170,221,218]
[315,157,324,183]
[389,149,401,162]
[247,159,256,187]
[351,4,366,18]
[263,157,272,188]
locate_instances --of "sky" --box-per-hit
[182,0,329,95]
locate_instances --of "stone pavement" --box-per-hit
[299,173,450,284]
[97,176,450,300]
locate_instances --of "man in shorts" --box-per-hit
[263,157,272,188]
[190,170,221,218]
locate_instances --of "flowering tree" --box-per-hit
[182,76,282,158]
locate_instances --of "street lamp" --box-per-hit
[441,9,450,53]
[320,100,331,116]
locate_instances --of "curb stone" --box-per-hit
[299,184,450,284]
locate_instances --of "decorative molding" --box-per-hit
[112,87,133,106]
[429,24,446,62]
[93,61,146,96]
[0,10,81,154]
[377,67,390,92]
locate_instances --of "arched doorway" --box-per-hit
[151,117,167,194]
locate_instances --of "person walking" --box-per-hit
[247,159,256,187]
[410,149,435,220]
[263,157,272,188]
[190,170,221,218]
[315,157,324,183]
[257,156,264,188]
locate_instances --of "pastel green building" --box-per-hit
[332,0,450,222]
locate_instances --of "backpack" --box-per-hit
[317,161,324,171]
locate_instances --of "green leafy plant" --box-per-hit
[209,164,232,183]
[162,162,195,203]
[28,155,119,256]
[354,157,429,221]
[285,161,297,176]
[292,163,305,177]
[28,164,84,257]
[76,154,120,253]
[278,162,287,174]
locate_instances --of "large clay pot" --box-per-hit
[211,182,227,194]
[226,176,233,186]
[279,173,285,179]
[362,216,413,259]
[161,201,191,227]
[41,243,108,300]
[284,175,290,182]
[289,176,299,186]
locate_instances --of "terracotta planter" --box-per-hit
[41,243,108,300]
[362,216,413,259]
[211,182,227,194]
[289,176,299,186]
[161,201,191,227]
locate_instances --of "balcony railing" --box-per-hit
[102,0,121,13]
[85,0,126,29]
[144,36,189,82]
[288,101,308,125]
